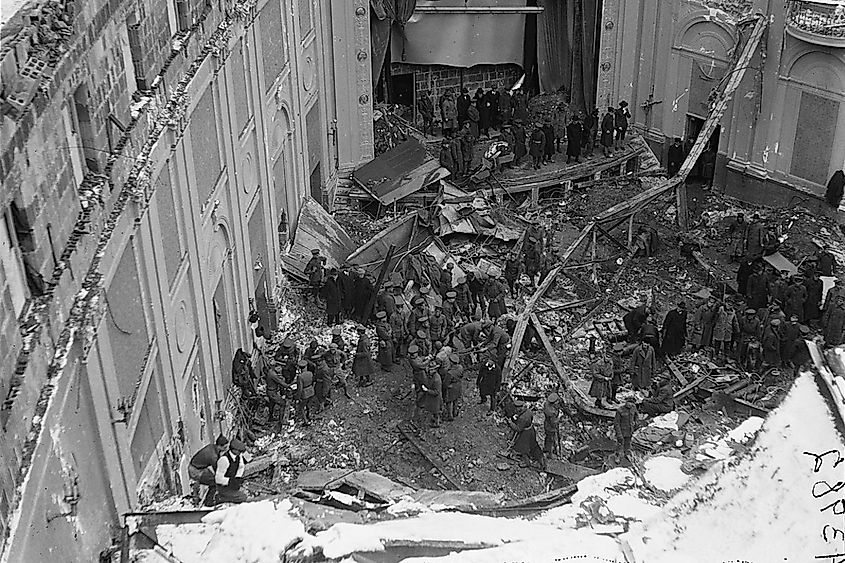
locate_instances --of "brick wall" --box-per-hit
[391,62,522,104]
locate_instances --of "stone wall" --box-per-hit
[0,0,371,559]
[391,62,521,104]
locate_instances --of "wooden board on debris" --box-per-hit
[297,469,416,503]
[544,459,600,483]
[282,197,357,279]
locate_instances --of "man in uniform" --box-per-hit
[412,328,432,357]
[429,306,447,346]
[324,343,350,398]
[304,249,324,302]
[614,399,637,461]
[374,311,394,371]
[442,291,458,328]
[542,393,561,458]
[296,359,315,425]
[390,301,408,360]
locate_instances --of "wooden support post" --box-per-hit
[676,182,688,231]
[362,244,396,324]
[591,228,598,284]
[531,187,539,208]
[627,214,635,248]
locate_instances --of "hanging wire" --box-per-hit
[103,291,134,334]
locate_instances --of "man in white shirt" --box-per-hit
[215,438,248,504]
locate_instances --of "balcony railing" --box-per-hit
[787,1,845,45]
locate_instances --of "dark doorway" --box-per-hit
[685,115,720,180]
[389,72,414,108]
[213,282,233,389]
[309,165,322,205]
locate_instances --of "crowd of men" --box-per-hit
[593,213,840,459]
[430,83,635,177]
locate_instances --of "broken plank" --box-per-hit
[732,397,769,416]
[673,372,710,401]
[398,424,461,489]
[665,357,689,387]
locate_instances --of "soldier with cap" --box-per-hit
[331,326,347,352]
[477,358,502,412]
[215,438,248,504]
[265,355,291,425]
[353,324,375,387]
[296,359,315,425]
[429,306,447,344]
[542,393,561,458]
[421,359,443,427]
[504,252,523,298]
[412,327,431,357]
[780,315,801,367]
[614,399,638,461]
[589,353,613,408]
[324,343,350,398]
[377,282,397,318]
[784,275,807,322]
[312,351,331,412]
[454,278,472,321]
[737,308,761,366]
[442,290,458,328]
[390,298,408,360]
[304,249,324,302]
[445,352,464,419]
[485,274,508,323]
[762,318,782,367]
[375,311,394,371]
[804,269,823,323]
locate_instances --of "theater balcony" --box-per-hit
[786,0,845,48]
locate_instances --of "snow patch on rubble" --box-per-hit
[167,499,308,563]
[624,372,845,563]
[643,456,689,492]
[725,415,764,443]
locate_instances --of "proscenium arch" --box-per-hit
[674,11,738,63]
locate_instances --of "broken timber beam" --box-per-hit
[596,15,767,229]
[673,372,710,401]
[503,222,595,381]
[398,423,461,489]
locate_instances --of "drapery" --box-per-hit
[536,0,570,94]
[536,0,599,111]
[370,0,418,87]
